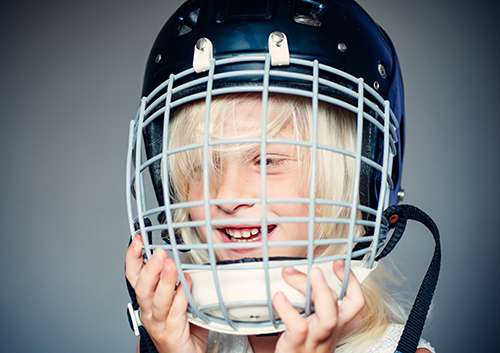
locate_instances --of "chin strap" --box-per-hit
[125,204,440,353]
[377,204,441,353]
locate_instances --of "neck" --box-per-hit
[248,334,280,353]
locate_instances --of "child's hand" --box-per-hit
[272,261,365,353]
[125,236,209,353]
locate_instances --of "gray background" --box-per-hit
[1,0,499,351]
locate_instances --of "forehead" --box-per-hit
[206,94,305,140]
[221,98,262,132]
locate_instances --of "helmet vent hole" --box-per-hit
[177,8,200,37]
[294,0,324,27]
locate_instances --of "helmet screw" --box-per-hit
[398,189,405,202]
[389,214,399,225]
[373,81,380,90]
[378,63,388,79]
[337,43,347,52]
[271,31,285,47]
[196,38,208,52]
[155,54,162,64]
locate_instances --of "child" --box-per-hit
[125,1,439,352]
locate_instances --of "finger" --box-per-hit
[281,266,308,295]
[308,268,338,337]
[282,266,339,333]
[125,235,144,288]
[151,258,178,323]
[166,272,193,325]
[333,261,365,327]
[163,273,194,342]
[135,249,169,315]
[273,291,308,348]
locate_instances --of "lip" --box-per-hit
[217,224,277,252]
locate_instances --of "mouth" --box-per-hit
[218,225,277,243]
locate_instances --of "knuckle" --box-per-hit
[140,312,153,328]
[293,320,309,336]
[167,301,183,319]
[355,294,366,311]
[360,295,366,308]
[135,286,150,301]
[124,271,135,286]
[321,316,338,332]
[152,299,167,313]
[148,324,163,338]
[330,289,338,301]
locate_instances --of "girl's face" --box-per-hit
[186,100,311,262]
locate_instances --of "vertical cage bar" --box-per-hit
[202,59,237,330]
[135,97,153,259]
[366,100,392,268]
[339,78,365,298]
[261,54,275,328]
[126,119,137,239]
[304,60,320,316]
[161,74,209,322]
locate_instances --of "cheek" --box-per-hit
[188,205,204,221]
[270,199,310,220]
[186,180,206,223]
[186,176,204,201]
[186,204,208,242]
[290,203,310,218]
[267,174,308,199]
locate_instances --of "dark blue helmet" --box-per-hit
[141,0,404,210]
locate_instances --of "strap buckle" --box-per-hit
[127,303,142,336]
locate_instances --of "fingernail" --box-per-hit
[284,267,299,275]
[336,259,345,268]
[152,250,163,264]
[132,236,142,248]
[163,263,171,275]
[275,291,286,301]
[314,267,324,280]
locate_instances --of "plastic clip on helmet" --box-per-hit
[127,0,405,336]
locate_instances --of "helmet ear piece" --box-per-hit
[360,117,375,209]
[143,117,165,207]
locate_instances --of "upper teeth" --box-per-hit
[227,228,259,238]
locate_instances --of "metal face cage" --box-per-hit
[126,51,399,335]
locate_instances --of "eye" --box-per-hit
[253,155,290,175]
[264,158,285,166]
[250,145,298,173]
[254,155,284,166]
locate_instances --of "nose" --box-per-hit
[214,165,257,213]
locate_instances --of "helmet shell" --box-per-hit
[141,0,404,208]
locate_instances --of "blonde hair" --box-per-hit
[165,93,403,351]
